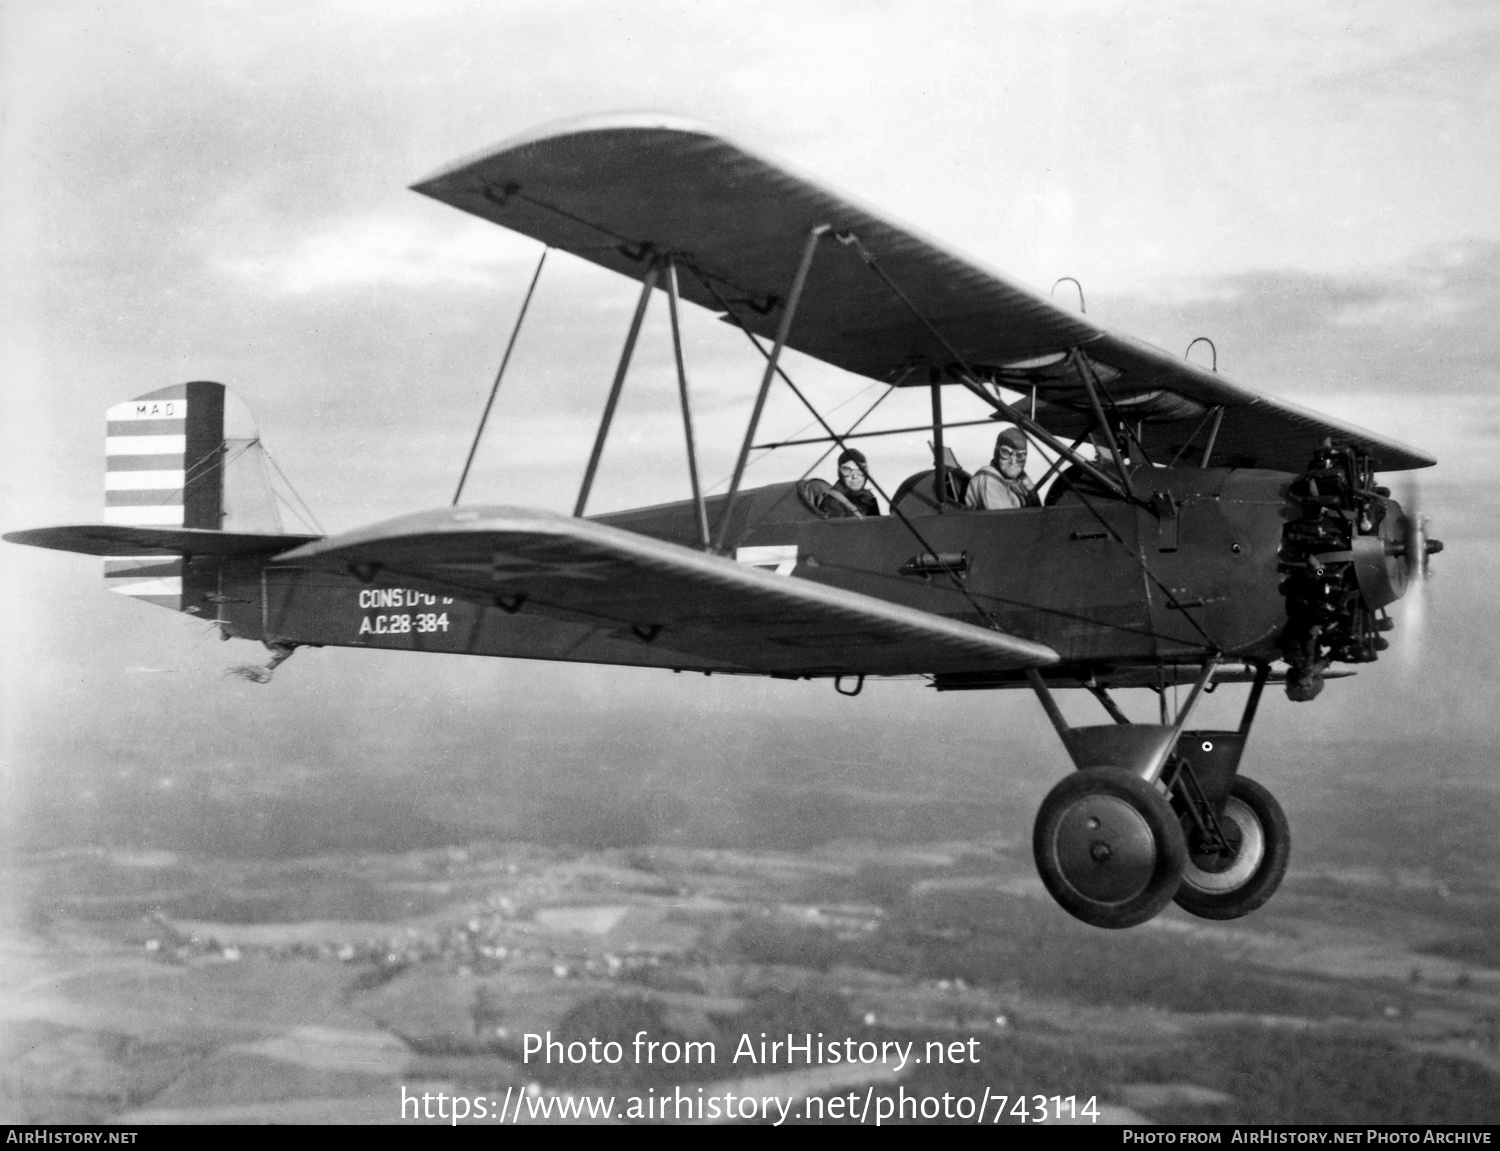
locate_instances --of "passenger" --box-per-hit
[965,428,1039,510]
[828,447,881,517]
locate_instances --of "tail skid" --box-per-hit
[225,641,299,684]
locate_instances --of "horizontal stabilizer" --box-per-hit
[4,524,318,558]
[278,507,1059,677]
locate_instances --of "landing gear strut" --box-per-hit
[1172,775,1289,920]
[1026,662,1289,929]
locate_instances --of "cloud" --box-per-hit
[1090,240,1500,396]
[8,0,1500,837]
[220,212,537,294]
[1313,28,1500,105]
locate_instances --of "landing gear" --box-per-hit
[1033,766,1187,929]
[1024,661,1291,928]
[1172,776,1289,920]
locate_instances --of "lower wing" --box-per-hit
[277,507,1059,677]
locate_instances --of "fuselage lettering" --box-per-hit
[357,612,448,638]
[357,587,450,609]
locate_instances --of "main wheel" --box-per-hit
[1173,776,1290,920]
[1033,766,1188,929]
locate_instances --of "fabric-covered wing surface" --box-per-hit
[276,506,1059,677]
[3,525,318,557]
[413,113,1433,473]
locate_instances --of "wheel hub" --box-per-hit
[1052,795,1158,902]
[1189,814,1244,874]
[1180,797,1266,893]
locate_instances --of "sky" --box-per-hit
[2,0,1498,856]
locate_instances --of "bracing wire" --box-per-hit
[834,230,1222,650]
[262,446,325,535]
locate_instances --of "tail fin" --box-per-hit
[103,381,282,610]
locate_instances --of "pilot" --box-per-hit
[829,447,881,517]
[965,428,1039,510]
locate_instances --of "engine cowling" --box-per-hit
[1276,445,1437,701]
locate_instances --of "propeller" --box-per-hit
[1391,478,1442,666]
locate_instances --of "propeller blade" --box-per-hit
[1392,477,1440,670]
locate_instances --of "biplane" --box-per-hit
[6,113,1443,929]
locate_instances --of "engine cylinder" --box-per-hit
[1277,445,1396,700]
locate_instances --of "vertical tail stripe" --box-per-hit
[105,435,187,456]
[103,505,186,526]
[106,390,188,526]
[100,382,225,612]
[106,419,189,436]
[105,454,188,472]
[104,471,188,491]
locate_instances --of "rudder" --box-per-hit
[103,381,281,611]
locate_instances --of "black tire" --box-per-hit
[1173,776,1290,920]
[1033,766,1188,930]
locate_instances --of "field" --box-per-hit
[5,729,1499,1126]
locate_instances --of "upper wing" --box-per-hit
[413,113,1434,473]
[276,506,1059,677]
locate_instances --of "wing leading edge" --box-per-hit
[413,113,1434,473]
[277,506,1059,677]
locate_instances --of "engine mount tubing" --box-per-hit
[575,257,661,518]
[665,258,711,549]
[714,224,831,551]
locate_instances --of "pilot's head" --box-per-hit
[837,447,869,491]
[993,427,1028,480]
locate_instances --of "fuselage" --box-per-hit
[205,465,1294,678]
